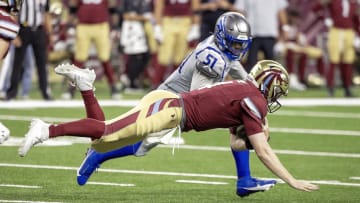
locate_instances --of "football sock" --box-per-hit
[81,90,105,121]
[96,141,142,163]
[231,149,251,178]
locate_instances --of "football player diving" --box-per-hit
[32,11,273,197]
[81,11,276,197]
[18,60,319,194]
[0,0,22,144]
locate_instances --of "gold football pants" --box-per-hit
[92,90,183,152]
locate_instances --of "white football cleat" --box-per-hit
[55,63,96,91]
[18,119,50,157]
[0,122,10,144]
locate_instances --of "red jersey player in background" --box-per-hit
[65,0,121,99]
[18,60,319,194]
[314,0,360,97]
[0,0,21,144]
[151,0,200,88]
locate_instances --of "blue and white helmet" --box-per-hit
[214,12,252,60]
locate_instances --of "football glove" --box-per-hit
[187,24,200,42]
[154,25,163,43]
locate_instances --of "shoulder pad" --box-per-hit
[243,97,262,119]
[195,61,219,78]
[195,47,227,79]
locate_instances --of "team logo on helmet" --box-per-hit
[249,60,289,113]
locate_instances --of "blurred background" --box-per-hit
[1,0,360,101]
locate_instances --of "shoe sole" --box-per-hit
[18,120,42,157]
[237,184,275,197]
[55,64,96,90]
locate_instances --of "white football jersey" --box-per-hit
[158,35,247,93]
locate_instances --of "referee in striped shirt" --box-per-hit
[6,0,53,100]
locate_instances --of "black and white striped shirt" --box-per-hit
[18,0,49,27]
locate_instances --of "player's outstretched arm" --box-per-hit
[248,132,319,192]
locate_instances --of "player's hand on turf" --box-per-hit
[290,180,319,192]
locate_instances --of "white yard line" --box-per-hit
[1,114,360,141]
[175,180,229,185]
[87,182,135,187]
[2,137,360,158]
[2,110,360,123]
[1,98,360,109]
[159,145,360,158]
[0,184,41,189]
[276,110,360,119]
[0,200,62,203]
[270,127,360,136]
[0,163,359,188]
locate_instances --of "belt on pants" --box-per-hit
[21,24,43,31]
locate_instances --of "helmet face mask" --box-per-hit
[249,60,289,113]
[214,12,252,60]
[227,38,250,59]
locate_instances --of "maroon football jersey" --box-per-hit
[314,0,359,29]
[328,0,358,29]
[0,9,19,41]
[163,0,192,16]
[181,80,267,136]
[77,0,109,24]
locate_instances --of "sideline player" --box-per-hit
[18,60,319,194]
[0,0,22,144]
[66,0,120,99]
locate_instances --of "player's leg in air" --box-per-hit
[51,64,175,185]
[51,63,139,184]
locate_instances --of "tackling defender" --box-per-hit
[18,60,319,194]
[0,0,22,144]
[78,12,276,197]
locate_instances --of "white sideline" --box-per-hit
[1,98,360,109]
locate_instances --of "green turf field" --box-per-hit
[0,83,360,202]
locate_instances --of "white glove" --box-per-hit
[298,33,308,46]
[324,18,333,27]
[154,25,163,43]
[0,122,10,144]
[353,36,360,50]
[274,41,286,56]
[187,24,200,42]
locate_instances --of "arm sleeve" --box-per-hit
[228,61,248,80]
[190,69,217,90]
